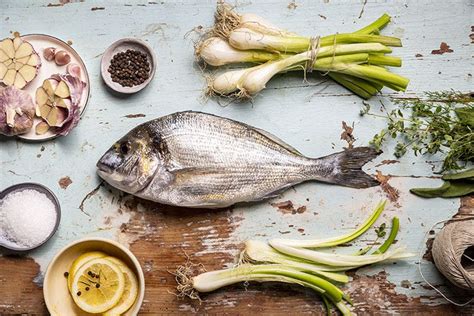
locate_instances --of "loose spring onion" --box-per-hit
[175,200,413,315]
[176,264,352,315]
[269,242,413,268]
[242,240,351,282]
[271,200,386,248]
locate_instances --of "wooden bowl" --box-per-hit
[43,237,145,316]
[0,182,61,252]
[100,38,156,94]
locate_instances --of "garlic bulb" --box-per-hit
[0,36,41,89]
[35,74,86,136]
[0,86,35,136]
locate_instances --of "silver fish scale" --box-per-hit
[139,112,317,207]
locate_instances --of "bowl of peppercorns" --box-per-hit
[101,38,156,94]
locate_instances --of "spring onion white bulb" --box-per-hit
[196,37,279,66]
[208,68,252,96]
[239,53,309,95]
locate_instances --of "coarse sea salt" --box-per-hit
[0,189,57,249]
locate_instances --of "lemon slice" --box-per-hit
[103,257,139,316]
[71,258,125,314]
[68,251,107,292]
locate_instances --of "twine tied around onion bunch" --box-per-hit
[419,217,474,306]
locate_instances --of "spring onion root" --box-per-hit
[175,200,413,315]
[196,2,409,100]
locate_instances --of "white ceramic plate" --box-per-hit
[15,34,90,141]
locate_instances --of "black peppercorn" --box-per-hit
[108,49,151,87]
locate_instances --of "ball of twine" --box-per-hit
[432,218,474,291]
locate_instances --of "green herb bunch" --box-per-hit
[361,91,474,171]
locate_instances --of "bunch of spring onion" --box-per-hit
[196,2,409,100]
[175,201,413,315]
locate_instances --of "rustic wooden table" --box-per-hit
[1,0,473,314]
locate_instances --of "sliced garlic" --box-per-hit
[0,36,41,89]
[35,78,71,127]
[35,121,50,135]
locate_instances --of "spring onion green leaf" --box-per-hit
[271,200,386,248]
[373,217,400,254]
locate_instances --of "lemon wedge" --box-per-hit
[71,257,125,314]
[103,257,139,316]
[68,251,107,292]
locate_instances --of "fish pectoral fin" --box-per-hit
[248,125,302,156]
[250,184,295,202]
[170,166,224,183]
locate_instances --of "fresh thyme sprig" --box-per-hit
[361,91,474,171]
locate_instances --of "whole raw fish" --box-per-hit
[97,111,379,208]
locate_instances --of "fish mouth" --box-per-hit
[96,150,123,175]
[96,160,114,174]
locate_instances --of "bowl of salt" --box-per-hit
[0,183,61,252]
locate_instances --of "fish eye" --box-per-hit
[119,142,130,155]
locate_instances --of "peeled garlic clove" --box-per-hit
[54,50,71,66]
[0,50,8,62]
[13,37,22,50]
[18,64,37,82]
[66,63,81,77]
[13,74,26,88]
[35,86,49,105]
[55,80,70,98]
[38,103,52,119]
[3,69,16,86]
[0,63,6,78]
[0,38,15,58]
[43,47,56,61]
[27,54,39,66]
[0,37,41,89]
[35,121,49,135]
[15,42,33,59]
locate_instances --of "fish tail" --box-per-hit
[315,147,381,188]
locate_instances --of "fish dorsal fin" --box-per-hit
[251,126,302,156]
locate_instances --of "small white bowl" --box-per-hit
[100,38,156,94]
[43,237,145,316]
[0,182,61,252]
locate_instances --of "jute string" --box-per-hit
[305,36,321,73]
[305,34,338,76]
[418,217,474,306]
